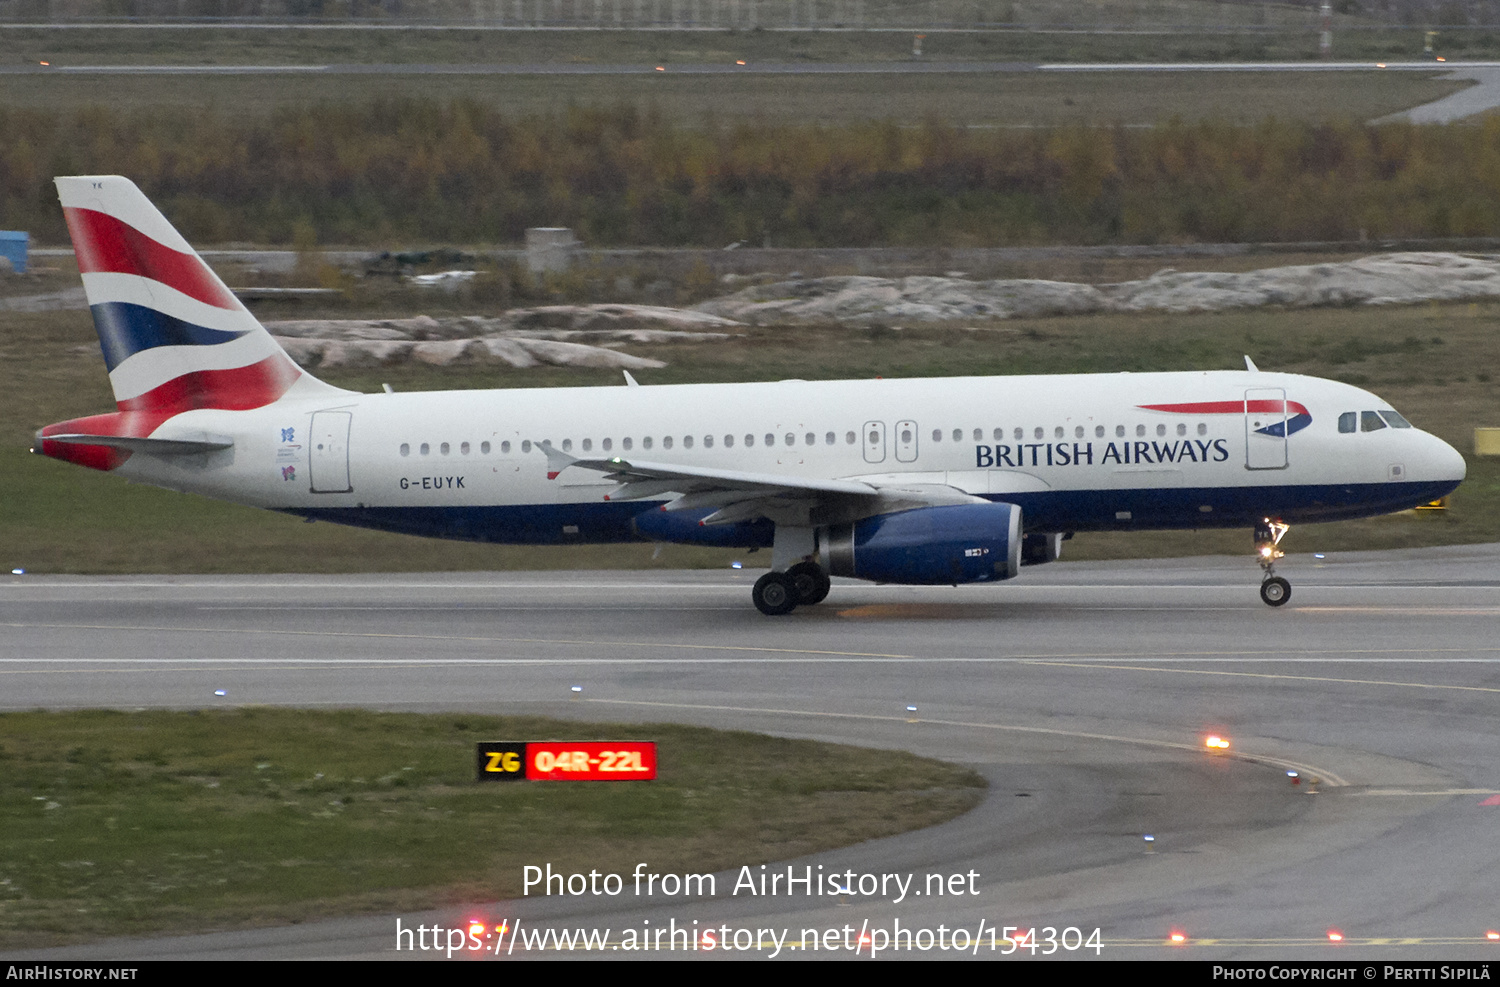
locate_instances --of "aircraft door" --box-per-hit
[862,421,886,464]
[894,420,919,463]
[309,411,353,493]
[1245,388,1288,470]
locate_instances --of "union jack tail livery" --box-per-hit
[37,176,347,470]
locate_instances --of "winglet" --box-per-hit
[623,370,640,387]
[1244,355,1259,372]
[536,439,577,480]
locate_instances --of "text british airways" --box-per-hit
[975,440,1230,468]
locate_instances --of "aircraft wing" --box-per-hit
[537,441,984,527]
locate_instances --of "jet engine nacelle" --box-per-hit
[819,502,1022,585]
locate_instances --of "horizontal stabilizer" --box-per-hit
[38,432,233,456]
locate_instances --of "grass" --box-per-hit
[0,709,986,947]
[0,67,1463,125]
[5,278,1499,574]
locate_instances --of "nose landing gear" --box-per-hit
[1255,518,1291,607]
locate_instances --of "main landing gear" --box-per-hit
[752,561,832,616]
[1255,517,1291,607]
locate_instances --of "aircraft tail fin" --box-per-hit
[54,175,347,416]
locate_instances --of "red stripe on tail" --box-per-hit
[115,355,302,415]
[64,207,240,310]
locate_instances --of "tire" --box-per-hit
[1260,576,1291,607]
[787,561,832,605]
[753,572,798,616]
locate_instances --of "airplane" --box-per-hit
[33,176,1468,614]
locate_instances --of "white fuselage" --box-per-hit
[114,370,1466,547]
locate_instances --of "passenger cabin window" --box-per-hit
[400,443,410,456]
[846,431,857,445]
[1156,425,1166,437]
[461,441,470,455]
[1116,425,1125,438]
[440,442,450,455]
[602,438,612,451]
[663,436,673,449]
[825,432,835,445]
[498,441,508,453]
[725,435,735,448]
[622,437,632,451]
[745,434,754,447]
[953,429,963,442]
[1095,426,1105,438]
[704,435,713,448]
[561,439,572,451]
[1339,412,1357,433]
[932,429,942,442]
[420,443,430,456]
[1361,411,1387,432]
[683,436,693,449]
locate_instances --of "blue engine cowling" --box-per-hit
[819,502,1022,585]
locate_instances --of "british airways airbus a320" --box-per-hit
[34,177,1466,613]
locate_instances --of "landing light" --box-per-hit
[1486,930,1499,940]
[1327,930,1344,942]
[1169,931,1187,945]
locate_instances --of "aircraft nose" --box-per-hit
[1426,432,1467,484]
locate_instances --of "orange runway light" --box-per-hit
[736,59,746,65]
[1205,735,1230,750]
[40,61,49,65]
[468,921,485,936]
[1169,931,1188,945]
[1327,930,1344,942]
[655,66,665,71]
[1486,930,1499,941]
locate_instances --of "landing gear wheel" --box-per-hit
[786,561,832,605]
[753,572,798,616]
[1260,576,1291,607]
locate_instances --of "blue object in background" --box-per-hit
[0,231,28,274]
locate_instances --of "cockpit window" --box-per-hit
[1338,412,1356,434]
[1361,411,1387,432]
[1379,410,1413,428]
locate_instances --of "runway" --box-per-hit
[3,544,1500,960]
